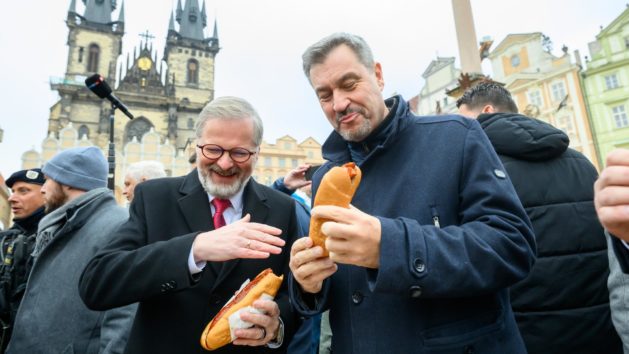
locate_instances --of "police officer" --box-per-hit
[0,169,45,351]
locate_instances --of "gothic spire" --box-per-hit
[82,0,114,24]
[168,11,176,32]
[177,0,206,41]
[212,18,218,39]
[201,1,207,27]
[175,0,183,23]
[117,0,125,23]
[68,0,77,14]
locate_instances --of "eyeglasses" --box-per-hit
[196,144,257,163]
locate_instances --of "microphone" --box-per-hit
[85,74,134,119]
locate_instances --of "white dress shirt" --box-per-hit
[188,188,245,274]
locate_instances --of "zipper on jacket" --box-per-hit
[430,206,441,228]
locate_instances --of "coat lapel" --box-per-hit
[176,171,221,276]
[211,179,269,292]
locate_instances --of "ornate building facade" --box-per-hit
[22,0,324,203]
[487,33,599,166]
[583,5,629,165]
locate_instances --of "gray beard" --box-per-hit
[338,119,372,142]
[197,168,249,199]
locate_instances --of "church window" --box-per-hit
[187,59,199,85]
[192,50,197,56]
[87,44,100,73]
[187,118,195,129]
[124,116,154,144]
[78,47,84,63]
[78,125,90,139]
[178,49,182,53]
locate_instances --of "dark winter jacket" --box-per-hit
[290,97,536,354]
[477,112,622,354]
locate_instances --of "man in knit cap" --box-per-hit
[7,146,136,354]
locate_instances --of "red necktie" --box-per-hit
[212,198,231,229]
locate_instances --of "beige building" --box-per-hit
[22,124,323,202]
[487,33,599,166]
[0,175,10,231]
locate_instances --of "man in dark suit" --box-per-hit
[79,96,300,353]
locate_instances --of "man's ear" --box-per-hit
[481,105,496,114]
[374,62,385,90]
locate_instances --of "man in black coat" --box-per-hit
[0,169,45,350]
[79,96,300,354]
[457,82,622,354]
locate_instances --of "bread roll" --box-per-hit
[309,162,362,256]
[200,268,284,351]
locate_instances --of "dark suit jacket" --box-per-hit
[79,171,300,354]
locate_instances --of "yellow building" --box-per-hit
[487,33,599,166]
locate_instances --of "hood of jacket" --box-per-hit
[477,112,569,161]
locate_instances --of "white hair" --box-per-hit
[125,160,167,181]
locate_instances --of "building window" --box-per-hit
[528,90,543,107]
[551,82,566,102]
[87,44,100,73]
[625,36,629,49]
[292,159,298,168]
[279,158,286,168]
[307,151,314,158]
[556,116,574,135]
[284,142,292,149]
[78,125,90,139]
[605,74,620,90]
[612,105,629,128]
[187,118,195,129]
[510,54,521,67]
[187,59,199,85]
[78,47,84,63]
[125,116,154,143]
[264,157,272,167]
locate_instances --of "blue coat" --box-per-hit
[289,97,536,354]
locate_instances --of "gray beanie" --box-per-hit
[42,146,108,191]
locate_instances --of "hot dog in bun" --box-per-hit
[309,162,362,256]
[200,268,284,351]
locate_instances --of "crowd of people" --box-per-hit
[0,32,628,354]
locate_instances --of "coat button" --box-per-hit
[409,285,422,298]
[351,291,363,304]
[413,258,425,273]
[464,345,475,354]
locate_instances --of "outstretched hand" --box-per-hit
[192,214,285,262]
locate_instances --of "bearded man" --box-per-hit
[7,147,136,354]
[80,96,301,354]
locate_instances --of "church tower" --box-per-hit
[49,0,124,144]
[164,0,220,107]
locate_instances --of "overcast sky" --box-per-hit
[0,0,626,176]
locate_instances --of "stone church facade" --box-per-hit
[21,0,323,202]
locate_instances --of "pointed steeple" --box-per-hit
[83,0,114,24]
[176,0,183,23]
[212,19,218,39]
[69,0,77,13]
[177,0,206,41]
[201,1,207,27]
[117,0,125,23]
[168,11,176,32]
